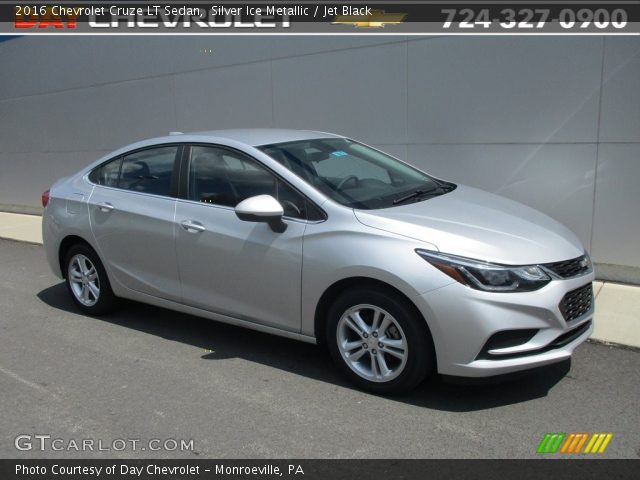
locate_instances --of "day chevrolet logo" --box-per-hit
[332,10,407,28]
[537,433,613,454]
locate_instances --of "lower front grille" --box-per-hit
[476,321,592,361]
[547,320,592,349]
[476,329,539,360]
[559,283,593,322]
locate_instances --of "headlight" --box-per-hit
[416,249,551,292]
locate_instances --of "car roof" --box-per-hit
[187,128,342,146]
[83,128,346,176]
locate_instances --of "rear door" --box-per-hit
[88,145,182,302]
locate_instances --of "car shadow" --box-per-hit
[37,282,571,412]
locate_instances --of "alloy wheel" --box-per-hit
[68,254,101,307]
[336,304,408,383]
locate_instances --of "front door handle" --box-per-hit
[180,220,206,233]
[96,202,114,212]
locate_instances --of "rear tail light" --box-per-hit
[41,189,50,208]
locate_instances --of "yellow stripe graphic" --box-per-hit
[591,433,606,453]
[584,434,599,453]
[597,433,613,453]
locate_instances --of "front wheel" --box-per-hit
[64,244,117,315]
[326,288,435,395]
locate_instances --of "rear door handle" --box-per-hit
[96,202,114,212]
[180,220,206,233]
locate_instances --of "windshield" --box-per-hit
[258,138,454,209]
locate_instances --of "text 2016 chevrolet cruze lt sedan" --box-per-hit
[42,129,595,394]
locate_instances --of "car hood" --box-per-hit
[354,185,584,265]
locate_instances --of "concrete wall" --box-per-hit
[0,36,639,278]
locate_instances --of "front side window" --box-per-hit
[188,146,310,220]
[259,138,454,209]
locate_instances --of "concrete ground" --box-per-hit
[0,239,639,459]
[2,211,638,348]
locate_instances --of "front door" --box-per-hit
[175,145,307,332]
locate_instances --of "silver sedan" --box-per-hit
[42,129,594,394]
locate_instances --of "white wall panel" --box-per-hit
[0,37,273,101]
[599,38,640,143]
[592,144,640,268]
[272,43,407,145]
[0,37,93,101]
[408,37,602,143]
[174,62,274,132]
[0,96,51,153]
[0,151,108,208]
[271,36,404,58]
[87,37,273,87]
[0,76,176,153]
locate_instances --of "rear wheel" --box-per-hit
[64,244,116,315]
[326,288,434,395]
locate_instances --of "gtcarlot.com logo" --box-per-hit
[537,432,613,454]
[15,434,194,452]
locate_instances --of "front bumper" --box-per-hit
[413,271,595,377]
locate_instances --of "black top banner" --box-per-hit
[4,1,640,34]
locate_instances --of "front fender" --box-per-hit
[300,220,454,337]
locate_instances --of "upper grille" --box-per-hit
[559,283,593,322]
[543,255,591,279]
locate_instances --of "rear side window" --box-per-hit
[89,146,179,197]
[89,157,121,187]
[119,147,178,196]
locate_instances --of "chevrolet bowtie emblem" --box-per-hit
[332,10,407,28]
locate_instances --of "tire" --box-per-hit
[64,243,117,316]
[326,287,434,395]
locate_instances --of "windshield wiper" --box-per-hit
[392,186,440,205]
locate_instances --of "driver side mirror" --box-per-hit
[235,195,287,233]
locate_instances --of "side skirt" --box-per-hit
[115,287,318,345]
